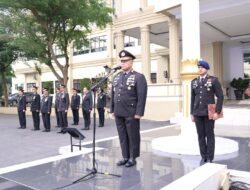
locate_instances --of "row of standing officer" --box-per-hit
[54,85,107,132]
[17,86,53,132]
[17,84,107,133]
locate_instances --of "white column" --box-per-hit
[140,0,148,9]
[213,42,223,84]
[115,31,124,64]
[115,0,122,16]
[107,26,114,65]
[67,42,74,95]
[140,25,151,83]
[181,0,200,60]
[169,17,180,83]
[181,0,200,118]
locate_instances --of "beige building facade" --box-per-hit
[12,0,250,120]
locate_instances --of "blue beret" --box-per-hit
[197,60,210,70]
[119,50,136,60]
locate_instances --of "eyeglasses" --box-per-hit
[120,59,132,63]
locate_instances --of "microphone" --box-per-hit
[112,66,122,71]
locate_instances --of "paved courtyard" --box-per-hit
[0,111,250,189]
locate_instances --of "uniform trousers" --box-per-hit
[115,116,140,159]
[55,107,60,126]
[18,111,26,128]
[194,116,215,161]
[58,111,68,129]
[32,111,40,129]
[42,113,51,130]
[72,109,79,124]
[97,108,105,126]
[82,110,91,128]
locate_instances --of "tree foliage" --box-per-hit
[0,0,113,87]
[0,28,18,106]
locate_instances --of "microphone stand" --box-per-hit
[72,68,121,184]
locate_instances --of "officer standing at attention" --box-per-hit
[17,88,26,129]
[191,60,224,165]
[97,88,106,127]
[31,86,41,131]
[41,88,53,132]
[58,84,69,133]
[55,87,60,128]
[110,50,147,167]
[71,88,80,125]
[81,87,93,130]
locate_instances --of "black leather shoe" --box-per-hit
[200,158,207,166]
[18,127,25,129]
[32,129,40,131]
[125,159,136,167]
[117,159,128,166]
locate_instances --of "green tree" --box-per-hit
[0,0,112,88]
[0,31,18,106]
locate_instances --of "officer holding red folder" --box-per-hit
[190,60,224,165]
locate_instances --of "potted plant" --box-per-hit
[230,77,249,100]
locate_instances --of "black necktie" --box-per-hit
[122,73,127,84]
[201,77,204,83]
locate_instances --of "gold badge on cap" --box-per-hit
[121,52,125,56]
[128,86,131,90]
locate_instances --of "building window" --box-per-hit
[27,83,36,92]
[73,35,107,55]
[73,79,81,90]
[124,36,136,47]
[150,73,157,84]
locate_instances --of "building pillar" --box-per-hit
[107,25,114,66]
[67,42,74,95]
[181,0,200,118]
[140,0,148,10]
[115,0,122,16]
[157,55,168,83]
[213,42,223,84]
[140,25,151,83]
[169,17,180,83]
[115,31,124,64]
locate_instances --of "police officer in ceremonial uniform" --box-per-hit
[58,84,69,133]
[110,50,147,167]
[17,88,26,129]
[55,87,60,127]
[41,88,53,132]
[31,86,41,131]
[97,88,106,127]
[81,87,93,130]
[191,60,224,165]
[71,88,80,125]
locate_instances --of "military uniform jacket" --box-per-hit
[97,93,106,109]
[55,93,60,109]
[82,92,93,111]
[71,94,80,110]
[41,96,53,113]
[110,70,147,117]
[191,75,224,116]
[30,93,41,111]
[58,92,69,112]
[17,95,26,111]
